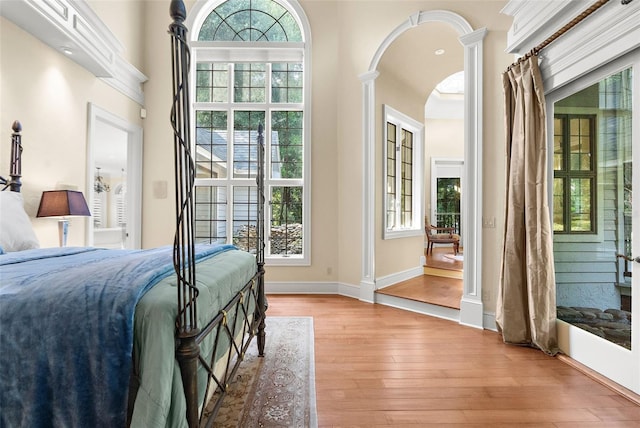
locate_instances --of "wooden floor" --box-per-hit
[266,294,640,427]
[377,274,463,309]
[424,246,464,271]
[377,248,463,309]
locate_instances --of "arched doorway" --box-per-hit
[360,10,487,328]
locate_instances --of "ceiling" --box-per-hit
[378,21,464,102]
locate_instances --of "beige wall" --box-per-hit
[87,0,145,71]
[481,27,512,311]
[375,68,426,277]
[0,14,143,248]
[1,0,513,314]
[140,0,342,283]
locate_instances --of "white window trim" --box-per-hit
[383,105,424,240]
[187,0,312,266]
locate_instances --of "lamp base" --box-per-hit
[58,219,69,247]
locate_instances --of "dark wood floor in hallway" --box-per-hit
[266,294,640,427]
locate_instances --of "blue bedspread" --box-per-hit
[0,244,234,428]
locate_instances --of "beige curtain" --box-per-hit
[496,56,558,356]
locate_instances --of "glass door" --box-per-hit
[430,158,463,236]
[551,53,639,394]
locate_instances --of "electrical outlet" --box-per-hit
[482,216,496,228]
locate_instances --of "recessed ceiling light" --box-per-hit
[435,49,445,56]
[60,47,73,55]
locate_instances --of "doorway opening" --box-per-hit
[86,103,143,249]
[365,11,485,327]
[550,48,639,394]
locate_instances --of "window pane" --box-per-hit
[554,68,632,350]
[196,62,228,103]
[195,186,227,243]
[553,177,564,232]
[272,63,303,103]
[232,186,258,253]
[196,110,228,178]
[569,117,592,171]
[554,117,564,170]
[271,186,303,255]
[234,63,266,103]
[198,0,302,42]
[436,178,461,232]
[386,123,397,180]
[233,111,265,178]
[271,111,303,179]
[386,122,397,230]
[400,128,413,228]
[570,178,592,232]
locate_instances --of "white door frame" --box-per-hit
[359,10,487,329]
[86,103,143,249]
[548,50,639,394]
[430,157,464,242]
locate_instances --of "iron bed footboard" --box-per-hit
[168,0,266,426]
[1,0,266,424]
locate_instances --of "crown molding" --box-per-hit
[502,0,640,92]
[501,0,582,55]
[1,0,147,105]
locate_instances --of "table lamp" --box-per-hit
[37,190,91,246]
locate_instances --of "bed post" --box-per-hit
[256,123,266,356]
[169,1,200,427]
[0,121,23,192]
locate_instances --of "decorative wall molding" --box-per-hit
[502,0,640,93]
[1,0,147,105]
[503,0,640,395]
[361,10,486,328]
[501,0,583,55]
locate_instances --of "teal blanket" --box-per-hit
[0,244,256,428]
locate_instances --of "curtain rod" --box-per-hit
[506,0,632,72]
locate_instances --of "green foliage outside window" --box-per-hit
[198,0,302,42]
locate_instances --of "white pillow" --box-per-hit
[0,191,40,252]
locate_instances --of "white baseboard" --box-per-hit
[266,281,339,294]
[459,297,484,329]
[375,293,460,323]
[264,280,496,330]
[483,311,497,331]
[376,266,424,289]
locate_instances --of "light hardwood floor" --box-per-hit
[376,274,463,309]
[266,294,640,427]
[377,248,463,309]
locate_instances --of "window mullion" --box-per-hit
[395,126,402,229]
[563,116,570,232]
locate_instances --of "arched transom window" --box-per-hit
[190,0,310,265]
[198,0,302,42]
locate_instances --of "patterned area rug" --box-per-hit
[212,316,317,428]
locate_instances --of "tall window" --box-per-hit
[191,0,310,265]
[553,114,597,233]
[383,105,423,239]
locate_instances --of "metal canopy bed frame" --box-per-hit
[169,0,266,425]
[0,1,266,425]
